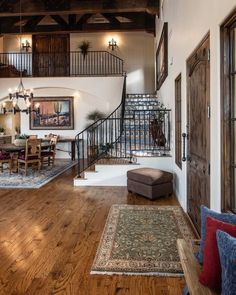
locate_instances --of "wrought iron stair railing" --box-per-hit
[75,76,126,177]
[75,86,171,177]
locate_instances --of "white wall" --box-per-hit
[3,35,32,52]
[155,0,236,211]
[2,31,155,93]
[0,76,124,158]
[70,32,155,93]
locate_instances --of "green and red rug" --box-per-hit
[91,205,195,276]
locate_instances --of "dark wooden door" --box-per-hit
[33,34,69,77]
[187,34,210,232]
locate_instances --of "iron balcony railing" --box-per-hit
[0,51,124,77]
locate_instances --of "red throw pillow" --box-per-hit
[199,216,236,290]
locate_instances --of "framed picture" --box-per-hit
[156,22,168,90]
[30,96,74,130]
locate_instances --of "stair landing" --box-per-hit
[74,156,172,186]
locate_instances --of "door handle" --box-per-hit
[182,133,187,161]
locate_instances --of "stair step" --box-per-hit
[96,158,132,165]
[126,93,158,99]
[125,102,160,106]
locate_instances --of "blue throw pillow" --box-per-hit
[216,230,236,295]
[195,205,236,264]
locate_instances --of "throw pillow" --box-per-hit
[199,216,236,290]
[216,230,236,295]
[195,205,236,264]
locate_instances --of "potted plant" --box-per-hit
[85,110,106,159]
[0,127,5,136]
[14,134,29,146]
[99,143,114,159]
[78,40,91,60]
[85,110,106,128]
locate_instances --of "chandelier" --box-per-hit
[6,0,39,115]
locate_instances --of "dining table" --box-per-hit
[0,142,51,153]
[0,142,51,173]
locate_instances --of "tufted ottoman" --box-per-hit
[127,167,173,200]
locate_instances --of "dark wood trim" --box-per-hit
[186,32,210,232]
[0,0,160,17]
[0,13,156,34]
[221,8,236,212]
[186,32,210,63]
[156,22,168,90]
[175,73,182,169]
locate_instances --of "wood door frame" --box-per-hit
[221,9,236,212]
[175,73,182,169]
[186,32,211,227]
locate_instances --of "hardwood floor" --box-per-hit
[0,166,185,295]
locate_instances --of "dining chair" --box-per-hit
[41,136,58,167]
[18,138,41,176]
[0,151,12,174]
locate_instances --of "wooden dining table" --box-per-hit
[0,143,52,173]
[0,142,51,153]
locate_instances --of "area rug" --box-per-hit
[91,205,195,276]
[0,159,77,189]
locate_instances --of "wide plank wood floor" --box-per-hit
[0,166,185,295]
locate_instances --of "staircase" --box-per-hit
[74,81,172,186]
[117,93,170,158]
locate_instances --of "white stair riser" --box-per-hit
[74,157,173,186]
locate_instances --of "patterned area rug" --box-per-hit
[91,205,195,276]
[0,159,77,189]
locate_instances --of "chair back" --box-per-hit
[29,135,38,139]
[25,138,41,159]
[50,136,58,145]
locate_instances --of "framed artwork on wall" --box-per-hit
[30,96,74,130]
[156,22,168,90]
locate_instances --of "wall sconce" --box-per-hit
[108,38,117,51]
[21,40,31,52]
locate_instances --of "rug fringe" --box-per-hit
[90,271,184,277]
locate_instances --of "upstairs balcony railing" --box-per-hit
[0,51,124,77]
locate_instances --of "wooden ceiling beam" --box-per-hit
[68,14,76,26]
[0,0,159,17]
[24,15,44,31]
[50,15,68,27]
[102,13,120,25]
[76,14,92,29]
[0,17,155,35]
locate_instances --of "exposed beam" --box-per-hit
[0,16,155,35]
[50,15,68,27]
[102,13,120,25]
[76,14,92,29]
[24,15,44,31]
[0,0,159,17]
[68,14,76,26]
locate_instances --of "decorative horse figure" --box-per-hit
[150,118,166,147]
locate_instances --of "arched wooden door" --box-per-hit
[186,34,210,232]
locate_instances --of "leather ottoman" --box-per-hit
[127,167,173,200]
